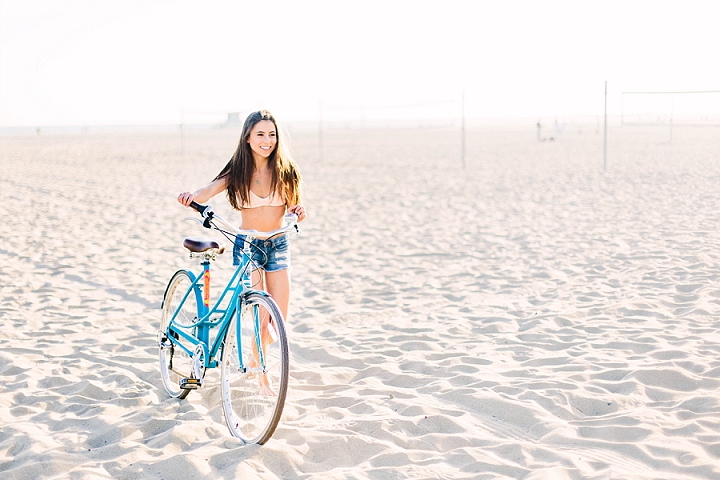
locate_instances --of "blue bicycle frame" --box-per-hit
[163,254,269,372]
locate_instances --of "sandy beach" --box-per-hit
[2,124,720,479]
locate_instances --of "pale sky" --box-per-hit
[1,0,718,126]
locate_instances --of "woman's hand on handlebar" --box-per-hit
[287,204,307,222]
[178,192,195,207]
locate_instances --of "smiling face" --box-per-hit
[246,119,277,162]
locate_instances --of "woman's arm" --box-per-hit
[177,177,228,207]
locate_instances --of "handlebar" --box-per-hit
[188,202,299,239]
[190,201,214,228]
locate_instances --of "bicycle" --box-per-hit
[158,201,298,444]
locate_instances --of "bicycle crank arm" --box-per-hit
[168,367,189,377]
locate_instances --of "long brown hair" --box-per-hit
[214,110,301,209]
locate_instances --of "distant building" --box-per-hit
[220,112,242,128]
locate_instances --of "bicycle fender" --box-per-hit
[161,269,199,309]
[239,289,272,302]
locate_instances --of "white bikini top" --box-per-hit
[243,189,286,209]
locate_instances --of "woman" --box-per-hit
[177,110,306,322]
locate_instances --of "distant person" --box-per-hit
[536,121,541,141]
[177,110,306,322]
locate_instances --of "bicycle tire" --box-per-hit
[159,270,199,399]
[220,292,289,444]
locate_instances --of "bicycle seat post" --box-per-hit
[197,257,211,347]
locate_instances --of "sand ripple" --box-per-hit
[2,128,720,478]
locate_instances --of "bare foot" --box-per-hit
[258,374,277,396]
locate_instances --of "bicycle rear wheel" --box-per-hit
[159,270,198,399]
[221,292,289,444]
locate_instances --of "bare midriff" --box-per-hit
[240,205,287,234]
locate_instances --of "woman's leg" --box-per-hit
[249,268,290,321]
[252,268,289,396]
[265,269,290,321]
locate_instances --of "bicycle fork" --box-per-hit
[234,290,267,375]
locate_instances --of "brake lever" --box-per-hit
[184,217,213,230]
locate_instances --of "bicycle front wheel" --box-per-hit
[221,292,289,444]
[159,270,198,399]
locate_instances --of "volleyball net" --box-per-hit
[621,90,720,127]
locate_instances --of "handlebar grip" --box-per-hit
[190,201,208,214]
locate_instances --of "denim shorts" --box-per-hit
[233,233,290,272]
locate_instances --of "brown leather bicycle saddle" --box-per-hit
[183,236,226,254]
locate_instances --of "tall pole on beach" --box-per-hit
[603,81,608,172]
[318,100,324,162]
[461,90,466,169]
[669,98,674,144]
[180,108,186,155]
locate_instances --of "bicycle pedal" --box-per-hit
[180,378,203,390]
